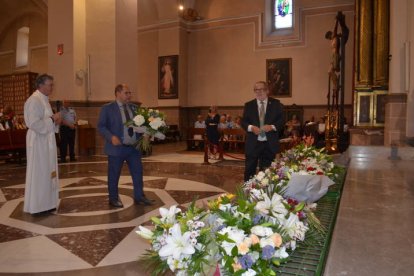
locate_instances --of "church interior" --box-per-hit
[0,0,413,275]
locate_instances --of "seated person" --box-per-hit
[233,116,242,129]
[289,129,302,147]
[194,115,206,128]
[225,114,234,129]
[305,115,316,126]
[218,115,227,130]
[317,116,326,135]
[193,115,205,149]
[285,114,301,137]
[315,116,326,148]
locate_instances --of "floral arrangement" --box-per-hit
[136,144,343,275]
[136,203,216,276]
[126,107,168,152]
[279,144,336,177]
[208,193,310,275]
[243,144,340,203]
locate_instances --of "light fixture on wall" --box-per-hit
[57,44,64,55]
[177,0,202,22]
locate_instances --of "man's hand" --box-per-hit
[261,124,274,132]
[52,112,62,125]
[111,135,122,146]
[251,125,261,135]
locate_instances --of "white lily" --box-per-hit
[159,205,181,224]
[159,224,195,259]
[270,194,288,217]
[136,226,154,240]
[254,193,271,215]
[218,226,246,255]
[283,213,308,241]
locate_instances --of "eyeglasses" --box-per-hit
[254,88,267,92]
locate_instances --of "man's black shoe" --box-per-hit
[134,197,154,206]
[109,199,124,208]
[143,195,156,203]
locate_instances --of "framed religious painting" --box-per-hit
[266,58,292,97]
[158,55,178,99]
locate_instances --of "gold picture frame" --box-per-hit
[266,58,292,97]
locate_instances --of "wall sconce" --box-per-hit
[178,0,201,22]
[57,44,64,55]
[76,69,86,80]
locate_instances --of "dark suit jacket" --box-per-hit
[241,97,284,155]
[97,101,140,156]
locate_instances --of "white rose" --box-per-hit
[149,117,164,130]
[259,237,274,248]
[256,171,265,181]
[250,226,273,237]
[260,178,269,186]
[133,114,145,126]
[241,269,257,276]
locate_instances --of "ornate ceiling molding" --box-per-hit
[137,4,354,51]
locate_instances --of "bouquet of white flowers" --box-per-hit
[136,203,216,276]
[125,107,168,152]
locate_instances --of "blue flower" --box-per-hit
[239,254,254,270]
[262,245,275,260]
[252,214,262,225]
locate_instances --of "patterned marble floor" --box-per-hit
[0,143,244,275]
[1,143,413,275]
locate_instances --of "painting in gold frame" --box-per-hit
[266,58,292,97]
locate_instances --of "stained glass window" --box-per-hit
[274,0,293,29]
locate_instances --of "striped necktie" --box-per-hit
[259,101,266,137]
[123,104,133,137]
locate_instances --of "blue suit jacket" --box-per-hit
[97,101,140,156]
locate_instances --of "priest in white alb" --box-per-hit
[23,74,62,214]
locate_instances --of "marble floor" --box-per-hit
[0,142,413,275]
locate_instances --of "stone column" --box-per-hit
[406,0,414,141]
[385,0,408,145]
[48,0,138,101]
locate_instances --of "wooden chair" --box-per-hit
[219,128,246,153]
[0,131,12,152]
[186,127,206,150]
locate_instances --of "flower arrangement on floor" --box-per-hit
[137,144,343,275]
[243,144,342,203]
[137,203,218,276]
[208,193,310,275]
[125,107,168,152]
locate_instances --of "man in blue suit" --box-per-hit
[241,81,284,181]
[97,84,153,208]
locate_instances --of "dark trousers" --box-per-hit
[107,148,144,202]
[60,126,76,160]
[244,141,275,181]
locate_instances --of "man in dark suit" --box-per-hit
[241,81,284,181]
[97,84,153,208]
